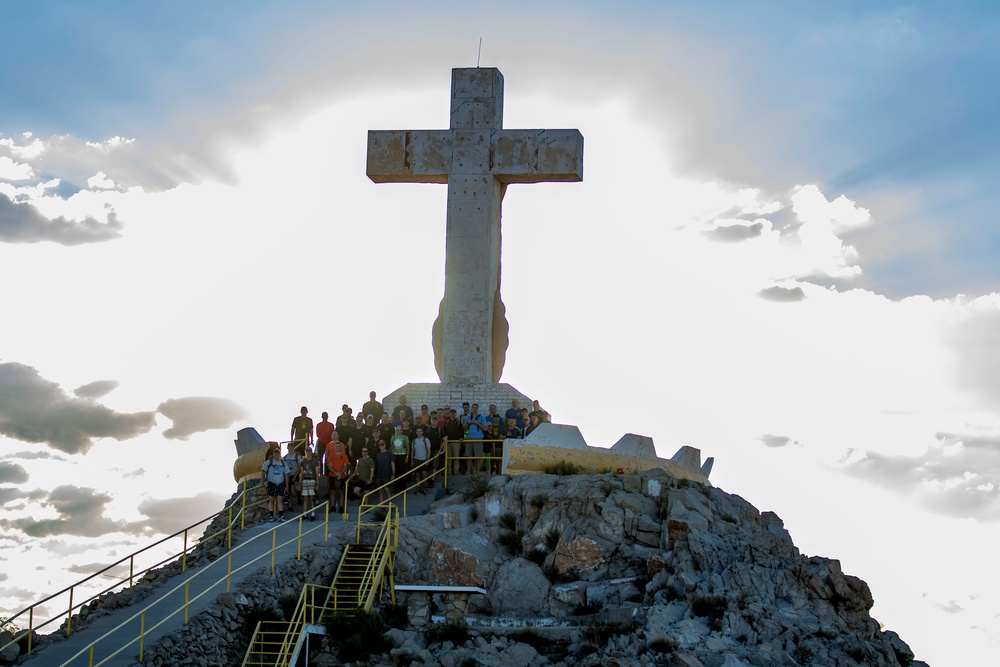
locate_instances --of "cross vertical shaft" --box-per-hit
[366,67,583,384]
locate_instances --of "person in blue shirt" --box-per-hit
[465,403,489,473]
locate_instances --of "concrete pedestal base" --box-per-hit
[383,382,533,415]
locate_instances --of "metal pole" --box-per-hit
[271,529,277,574]
[67,587,73,636]
[129,555,135,587]
[139,612,145,661]
[182,530,188,572]
[184,582,190,623]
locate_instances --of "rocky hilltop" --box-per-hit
[143,470,928,667]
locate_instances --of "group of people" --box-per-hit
[261,392,551,522]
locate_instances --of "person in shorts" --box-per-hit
[324,438,351,514]
[298,446,319,521]
[261,448,289,522]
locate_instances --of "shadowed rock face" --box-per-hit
[393,471,926,667]
[139,472,927,667]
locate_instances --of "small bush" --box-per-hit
[647,635,677,653]
[689,594,726,621]
[509,628,547,650]
[543,563,580,583]
[529,493,547,510]
[542,461,582,476]
[527,547,548,565]
[791,644,815,665]
[573,601,602,616]
[425,619,470,645]
[582,619,635,646]
[463,472,490,500]
[498,512,518,531]
[382,603,408,629]
[498,529,524,556]
[242,604,280,641]
[544,528,561,551]
[323,608,392,662]
[278,594,299,621]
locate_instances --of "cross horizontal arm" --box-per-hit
[367,128,584,185]
[492,129,584,183]
[367,130,452,184]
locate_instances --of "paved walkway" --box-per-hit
[20,481,458,667]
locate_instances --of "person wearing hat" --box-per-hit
[391,395,414,425]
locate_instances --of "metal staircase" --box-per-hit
[241,504,398,667]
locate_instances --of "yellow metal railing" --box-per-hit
[242,583,335,667]
[243,507,398,667]
[0,479,270,658]
[442,438,505,488]
[56,501,333,667]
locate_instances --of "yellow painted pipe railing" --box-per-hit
[56,501,332,667]
[0,479,271,658]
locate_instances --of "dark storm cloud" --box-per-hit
[0,461,29,483]
[842,432,1000,521]
[73,380,119,400]
[137,492,229,535]
[0,193,122,245]
[703,221,764,243]
[0,485,148,538]
[757,286,806,303]
[157,397,247,440]
[0,362,156,454]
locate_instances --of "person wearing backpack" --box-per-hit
[261,448,290,522]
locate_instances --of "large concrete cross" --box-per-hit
[367,67,583,384]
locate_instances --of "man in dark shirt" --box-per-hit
[335,405,357,459]
[392,395,414,424]
[362,391,383,423]
[505,399,523,429]
[443,409,466,475]
[290,406,313,454]
[377,412,395,447]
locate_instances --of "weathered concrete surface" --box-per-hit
[502,423,712,484]
[367,67,583,384]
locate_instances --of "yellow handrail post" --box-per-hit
[241,479,248,530]
[184,582,190,623]
[227,504,234,550]
[271,529,277,574]
[182,529,189,572]
[67,586,73,636]
[27,607,33,655]
[129,554,135,587]
[88,644,94,666]
[297,515,303,560]
[444,448,449,490]
[139,611,145,661]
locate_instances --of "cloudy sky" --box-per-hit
[1,1,998,662]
